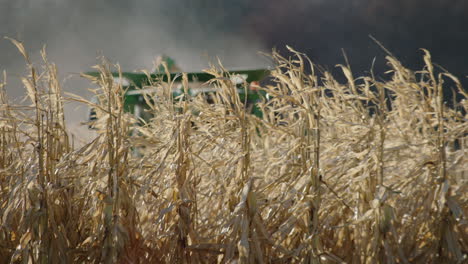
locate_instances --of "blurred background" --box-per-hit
[1,0,467,138]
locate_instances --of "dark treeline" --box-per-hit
[243,0,468,102]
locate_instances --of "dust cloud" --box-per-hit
[0,0,269,142]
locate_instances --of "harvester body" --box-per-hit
[84,56,269,125]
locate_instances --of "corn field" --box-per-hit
[0,41,467,263]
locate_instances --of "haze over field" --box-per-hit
[1,0,467,140]
[0,0,269,140]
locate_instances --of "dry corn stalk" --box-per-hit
[0,40,466,263]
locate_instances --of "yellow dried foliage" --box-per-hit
[0,41,467,263]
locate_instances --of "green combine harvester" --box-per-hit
[84,56,270,125]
